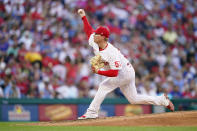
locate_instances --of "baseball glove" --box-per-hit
[90,54,104,71]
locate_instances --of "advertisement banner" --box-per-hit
[0,104,1,121]
[39,104,77,121]
[2,104,38,121]
[78,104,114,118]
[152,105,165,113]
[115,104,151,116]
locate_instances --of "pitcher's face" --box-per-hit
[94,34,104,44]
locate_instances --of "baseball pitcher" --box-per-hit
[77,9,174,119]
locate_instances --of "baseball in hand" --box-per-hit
[78,9,85,17]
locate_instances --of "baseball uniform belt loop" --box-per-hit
[126,62,132,68]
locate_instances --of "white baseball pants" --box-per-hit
[86,65,169,116]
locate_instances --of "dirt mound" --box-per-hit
[29,111,197,126]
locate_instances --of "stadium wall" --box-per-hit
[0,98,196,121]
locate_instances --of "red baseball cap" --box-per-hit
[95,26,110,38]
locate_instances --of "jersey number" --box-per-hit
[115,61,120,68]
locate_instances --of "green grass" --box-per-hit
[0,122,197,131]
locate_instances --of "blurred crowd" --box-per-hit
[0,0,196,99]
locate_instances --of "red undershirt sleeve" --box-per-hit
[82,16,94,39]
[97,69,119,77]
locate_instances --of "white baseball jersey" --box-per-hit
[88,33,130,72]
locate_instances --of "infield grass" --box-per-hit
[0,122,197,131]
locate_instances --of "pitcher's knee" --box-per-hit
[99,82,108,88]
[98,85,111,96]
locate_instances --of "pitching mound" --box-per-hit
[29,111,197,126]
